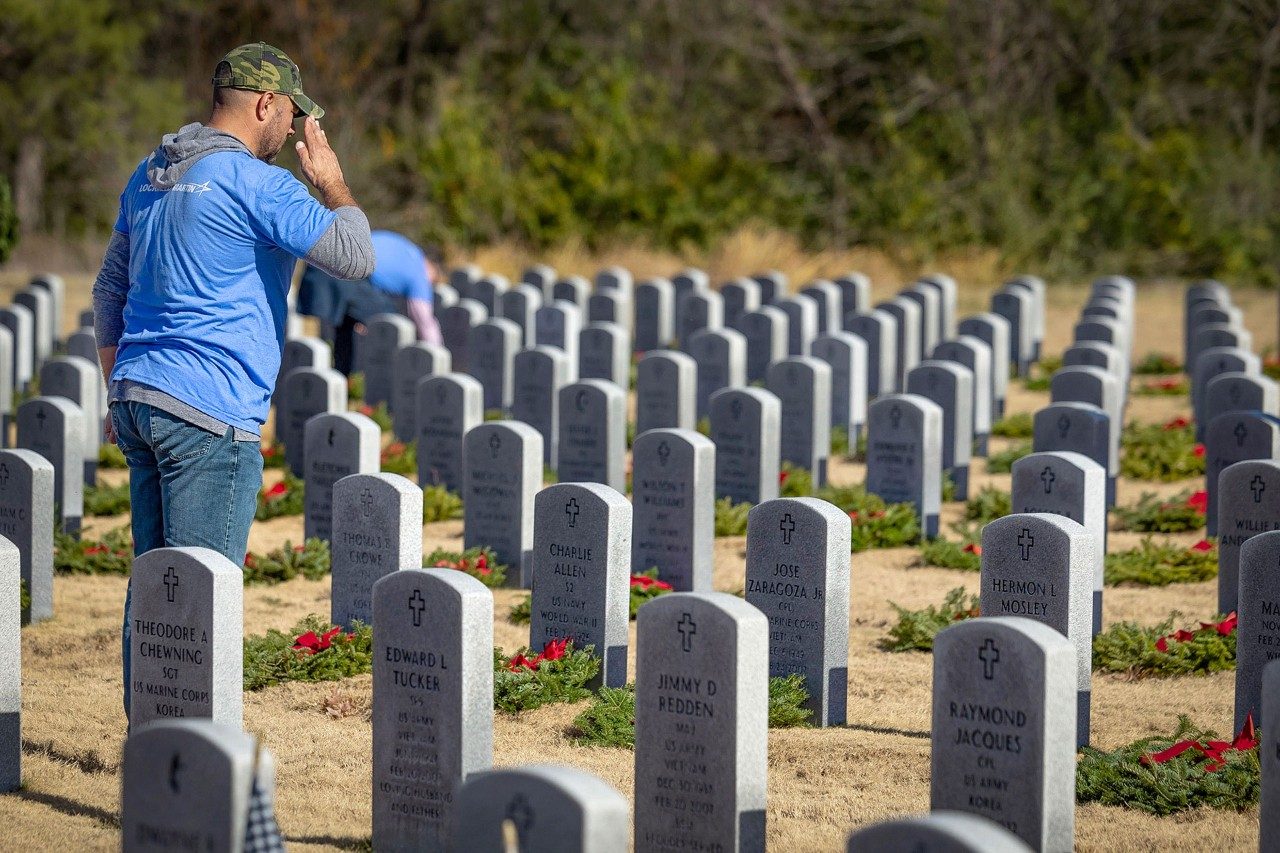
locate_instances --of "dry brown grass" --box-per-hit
[3,239,1275,851]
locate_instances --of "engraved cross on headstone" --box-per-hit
[359,487,375,517]
[36,407,46,430]
[163,567,179,603]
[1040,466,1055,494]
[408,590,426,627]
[677,613,697,652]
[327,428,335,447]
[1017,528,1034,560]
[168,753,184,793]
[730,398,743,420]
[978,638,1000,679]
[0,463,9,486]
[889,405,902,429]
[1057,414,1071,438]
[565,497,580,528]
[780,513,796,545]
[1252,475,1267,504]
[1236,422,1249,447]
[657,441,670,466]
[489,432,501,458]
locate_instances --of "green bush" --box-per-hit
[243,539,331,585]
[98,443,127,469]
[380,441,416,475]
[84,482,130,516]
[255,473,304,521]
[991,412,1033,438]
[1135,377,1190,397]
[1121,423,1204,481]
[494,641,599,714]
[1105,538,1217,586]
[779,463,812,497]
[243,616,373,691]
[1077,716,1258,815]
[423,485,463,522]
[1112,490,1205,533]
[55,526,132,575]
[425,546,507,587]
[19,578,29,614]
[880,588,979,652]
[917,523,983,572]
[964,486,1010,524]
[714,497,751,537]
[815,484,920,551]
[1134,353,1182,375]
[0,177,17,265]
[1093,615,1235,678]
[357,402,393,432]
[347,373,364,401]
[985,441,1032,473]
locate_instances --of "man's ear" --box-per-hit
[255,91,274,123]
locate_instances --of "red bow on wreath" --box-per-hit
[1154,612,1236,652]
[1141,714,1258,772]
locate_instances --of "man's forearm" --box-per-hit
[98,346,117,387]
[317,179,358,211]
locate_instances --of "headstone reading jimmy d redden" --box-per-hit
[535,299,583,381]
[800,280,842,334]
[530,482,631,689]
[1204,411,1280,537]
[980,514,1094,747]
[417,373,482,493]
[745,497,850,726]
[811,332,868,445]
[17,396,83,537]
[958,313,1011,418]
[631,428,715,592]
[737,306,789,384]
[991,287,1033,377]
[931,617,1076,852]
[678,290,723,348]
[0,304,32,393]
[722,277,761,328]
[557,380,627,492]
[846,812,1034,853]
[635,278,675,352]
[578,322,630,388]
[281,367,346,477]
[710,387,781,506]
[304,411,381,542]
[372,568,494,851]
[865,394,942,538]
[522,263,557,301]
[391,342,451,442]
[39,354,98,484]
[553,275,591,308]
[0,536,18,792]
[776,295,818,357]
[846,310,898,397]
[468,317,521,413]
[907,361,974,500]
[365,314,416,409]
[834,272,871,319]
[634,592,768,853]
[1237,531,1280,733]
[454,764,629,853]
[767,357,832,486]
[330,473,423,630]
[464,422,541,586]
[513,346,570,468]
[501,283,543,347]
[128,547,243,727]
[933,336,993,456]
[440,299,488,375]
[1205,372,1279,425]
[1011,451,1107,635]
[1216,459,1280,618]
[635,349,696,434]
[686,327,747,421]
[877,297,921,389]
[0,449,54,625]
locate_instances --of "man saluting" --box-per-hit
[92,43,374,715]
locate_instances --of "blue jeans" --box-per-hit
[113,401,261,718]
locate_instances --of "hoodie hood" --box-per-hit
[146,122,252,189]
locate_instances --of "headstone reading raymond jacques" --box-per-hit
[931,617,1075,853]
[128,548,243,728]
[529,483,631,689]
[634,592,768,853]
[745,497,850,727]
[372,568,493,851]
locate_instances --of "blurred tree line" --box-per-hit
[3,0,1280,282]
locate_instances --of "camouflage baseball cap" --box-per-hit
[211,42,324,119]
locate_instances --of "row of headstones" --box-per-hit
[26,520,1280,851]
[119,716,1049,853]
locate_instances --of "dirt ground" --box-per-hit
[2,269,1277,851]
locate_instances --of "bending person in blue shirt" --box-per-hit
[299,229,445,374]
[91,43,374,719]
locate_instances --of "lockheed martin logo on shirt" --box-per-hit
[140,180,212,194]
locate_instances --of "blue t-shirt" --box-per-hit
[368,230,433,302]
[111,152,335,431]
